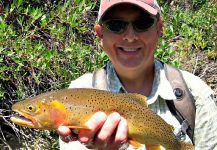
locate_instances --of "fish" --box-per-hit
[10,88,193,150]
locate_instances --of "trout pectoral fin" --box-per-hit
[127,138,141,148]
[66,125,90,130]
[146,145,161,150]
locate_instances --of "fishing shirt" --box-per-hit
[59,59,217,150]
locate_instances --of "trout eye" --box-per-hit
[27,105,36,112]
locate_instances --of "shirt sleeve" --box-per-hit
[59,139,89,150]
[194,94,217,150]
[68,73,93,88]
[181,70,217,149]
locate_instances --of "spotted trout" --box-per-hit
[10,88,193,150]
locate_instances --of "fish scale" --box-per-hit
[10,88,193,150]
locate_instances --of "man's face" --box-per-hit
[96,4,163,72]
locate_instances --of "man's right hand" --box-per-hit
[57,111,128,150]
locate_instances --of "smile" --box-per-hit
[118,47,142,52]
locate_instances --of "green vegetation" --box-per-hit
[0,0,216,149]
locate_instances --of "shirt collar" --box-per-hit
[106,61,123,93]
[106,60,176,104]
[151,60,176,101]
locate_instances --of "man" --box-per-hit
[58,0,217,149]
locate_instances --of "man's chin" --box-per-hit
[118,61,144,70]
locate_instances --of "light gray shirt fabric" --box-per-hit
[59,60,217,150]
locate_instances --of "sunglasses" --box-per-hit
[102,16,157,34]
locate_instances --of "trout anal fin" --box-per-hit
[146,145,161,150]
[127,138,141,148]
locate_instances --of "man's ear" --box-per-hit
[94,24,103,38]
[157,16,163,37]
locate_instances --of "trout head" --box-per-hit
[10,98,58,129]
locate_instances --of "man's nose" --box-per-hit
[123,24,138,42]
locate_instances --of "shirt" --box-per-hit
[59,60,217,150]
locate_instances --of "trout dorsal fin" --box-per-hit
[127,93,148,107]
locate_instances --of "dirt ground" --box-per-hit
[180,51,217,100]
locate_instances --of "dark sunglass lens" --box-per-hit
[134,17,155,31]
[105,20,127,33]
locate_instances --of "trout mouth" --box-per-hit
[10,110,35,128]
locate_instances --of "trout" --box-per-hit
[10,88,193,150]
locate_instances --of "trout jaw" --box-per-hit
[10,110,37,128]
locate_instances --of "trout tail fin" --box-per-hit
[178,141,193,150]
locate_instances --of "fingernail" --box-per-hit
[111,112,121,119]
[79,136,89,143]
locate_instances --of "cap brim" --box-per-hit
[98,0,158,22]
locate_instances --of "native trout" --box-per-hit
[10,88,193,150]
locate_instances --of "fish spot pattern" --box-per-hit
[11,88,193,150]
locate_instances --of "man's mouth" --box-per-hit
[118,47,142,52]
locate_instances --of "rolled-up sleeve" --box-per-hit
[194,94,217,150]
[181,70,217,149]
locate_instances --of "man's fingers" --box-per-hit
[105,116,128,150]
[78,111,128,150]
[57,126,73,143]
[114,117,128,143]
[58,126,72,136]
[96,112,121,142]
[94,113,128,150]
[79,111,107,143]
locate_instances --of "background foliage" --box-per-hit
[0,0,216,149]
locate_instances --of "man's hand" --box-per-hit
[57,112,128,150]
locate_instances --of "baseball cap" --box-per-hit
[98,0,161,22]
